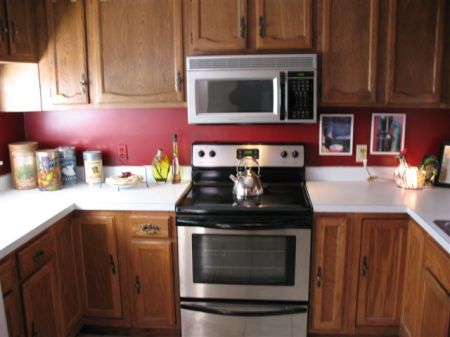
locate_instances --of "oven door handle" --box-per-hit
[180,301,308,317]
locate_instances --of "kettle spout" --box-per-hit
[229,174,238,183]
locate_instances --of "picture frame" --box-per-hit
[370,113,406,155]
[436,141,450,187]
[319,114,354,156]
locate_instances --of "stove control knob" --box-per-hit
[209,150,216,158]
[281,150,288,158]
[198,150,205,158]
[292,150,299,158]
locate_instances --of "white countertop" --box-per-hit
[307,180,450,253]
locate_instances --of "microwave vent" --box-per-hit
[188,55,316,70]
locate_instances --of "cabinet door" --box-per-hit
[356,218,407,326]
[419,269,450,337]
[190,0,246,52]
[87,0,184,106]
[385,0,445,105]
[321,0,379,105]
[0,1,8,57]
[255,0,311,50]
[54,218,82,335]
[4,0,35,61]
[22,262,60,337]
[40,0,89,109]
[3,290,25,337]
[76,214,122,319]
[129,240,176,328]
[310,215,349,332]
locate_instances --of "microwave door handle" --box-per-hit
[279,72,286,121]
[181,301,308,317]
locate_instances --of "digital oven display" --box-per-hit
[236,148,259,160]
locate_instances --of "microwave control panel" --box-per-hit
[287,71,315,121]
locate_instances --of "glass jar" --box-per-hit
[58,146,77,185]
[36,149,62,191]
[8,141,38,190]
[83,150,103,185]
[152,148,170,182]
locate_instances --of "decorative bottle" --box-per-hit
[151,148,170,182]
[171,134,181,184]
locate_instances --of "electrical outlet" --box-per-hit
[356,145,368,163]
[117,144,128,164]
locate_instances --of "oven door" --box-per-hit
[177,225,310,302]
[187,70,284,124]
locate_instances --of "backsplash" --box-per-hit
[22,107,450,168]
[0,113,25,175]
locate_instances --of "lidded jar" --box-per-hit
[83,150,103,185]
[151,148,170,182]
[8,141,38,190]
[36,149,62,191]
[58,146,77,185]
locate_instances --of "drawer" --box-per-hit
[0,256,17,295]
[424,236,450,292]
[128,214,171,239]
[17,231,55,280]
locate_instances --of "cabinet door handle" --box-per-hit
[258,16,265,37]
[31,321,38,337]
[316,266,322,288]
[0,18,7,42]
[139,223,160,235]
[10,21,18,43]
[32,249,45,263]
[175,72,183,92]
[80,73,88,94]
[108,254,116,275]
[361,256,369,276]
[239,16,246,38]
[135,275,141,294]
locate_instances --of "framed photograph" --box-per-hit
[319,114,354,156]
[436,141,450,187]
[370,113,406,155]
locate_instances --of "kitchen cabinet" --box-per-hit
[384,0,445,105]
[86,0,184,107]
[310,214,351,332]
[0,0,36,62]
[124,213,178,329]
[74,212,122,319]
[54,217,82,336]
[320,0,379,105]
[38,0,89,110]
[187,0,311,53]
[21,262,61,337]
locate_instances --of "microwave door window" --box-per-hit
[200,80,274,113]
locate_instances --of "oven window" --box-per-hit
[192,234,295,286]
[199,80,274,113]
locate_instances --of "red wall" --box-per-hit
[0,113,26,175]
[23,107,450,168]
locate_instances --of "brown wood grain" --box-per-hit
[423,236,450,291]
[3,290,26,337]
[385,0,445,105]
[0,2,8,57]
[0,256,17,295]
[255,0,312,50]
[191,0,247,52]
[17,230,55,280]
[86,0,184,106]
[356,218,408,326]
[321,0,379,105]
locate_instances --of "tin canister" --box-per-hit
[83,150,103,184]
[58,146,77,185]
[8,141,38,190]
[36,149,62,191]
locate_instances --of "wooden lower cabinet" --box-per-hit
[3,290,25,337]
[74,212,122,319]
[22,262,61,337]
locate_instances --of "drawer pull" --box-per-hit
[108,254,116,275]
[139,224,161,235]
[361,256,369,276]
[32,249,45,263]
[135,275,141,294]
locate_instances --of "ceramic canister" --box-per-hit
[8,141,38,190]
[83,150,103,184]
[36,149,62,191]
[58,146,77,185]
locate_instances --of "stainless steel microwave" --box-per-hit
[186,54,317,125]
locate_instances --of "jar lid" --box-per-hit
[83,150,102,160]
[8,141,38,151]
[36,149,60,159]
[58,146,76,158]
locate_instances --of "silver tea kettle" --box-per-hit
[229,157,264,199]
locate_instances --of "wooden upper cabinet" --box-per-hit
[0,1,8,57]
[356,218,407,326]
[255,0,312,50]
[75,213,122,319]
[191,0,247,52]
[86,0,184,107]
[39,0,89,109]
[321,0,379,105]
[385,0,445,105]
[310,214,349,332]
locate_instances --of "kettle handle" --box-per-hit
[236,156,261,176]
